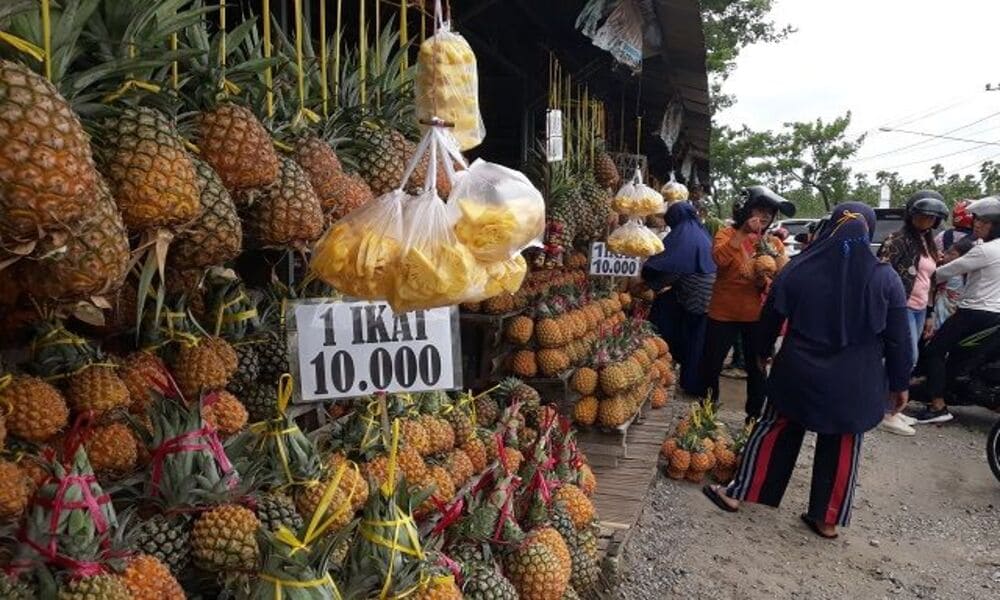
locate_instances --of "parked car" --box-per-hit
[774,218,818,256]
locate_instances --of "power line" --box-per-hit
[850,110,1000,163]
[871,142,996,172]
[875,127,1000,146]
[952,149,1000,174]
[875,94,978,131]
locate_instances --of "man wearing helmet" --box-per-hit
[915,197,1000,424]
[877,190,949,435]
[702,186,794,422]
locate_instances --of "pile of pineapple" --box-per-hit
[659,400,752,485]
[461,262,588,316]
[571,318,673,430]
[505,286,626,380]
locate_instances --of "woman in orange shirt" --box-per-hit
[702,186,795,421]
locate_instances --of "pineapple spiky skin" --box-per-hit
[0,575,34,600]
[0,459,29,521]
[474,394,500,427]
[21,176,130,302]
[227,344,261,396]
[243,156,325,249]
[119,351,173,414]
[196,103,279,193]
[0,60,98,242]
[504,530,570,600]
[100,107,200,231]
[1,375,69,442]
[353,124,410,196]
[58,574,131,600]
[171,156,243,270]
[461,563,519,600]
[85,421,138,475]
[413,575,462,600]
[256,330,289,385]
[254,492,304,533]
[323,171,375,223]
[191,504,260,572]
[123,554,186,600]
[570,525,601,595]
[66,365,131,416]
[241,383,277,423]
[447,409,474,446]
[594,152,621,190]
[553,484,594,531]
[172,338,235,400]
[532,526,572,583]
[294,135,342,201]
[132,513,193,575]
[201,391,248,436]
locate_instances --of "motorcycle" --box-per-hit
[909,324,1000,482]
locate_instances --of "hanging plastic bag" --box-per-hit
[309,190,405,301]
[607,218,664,258]
[612,168,664,217]
[448,159,545,262]
[661,173,689,204]
[416,1,485,151]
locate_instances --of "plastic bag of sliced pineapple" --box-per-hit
[607,218,665,258]
[613,168,665,218]
[447,159,545,262]
[416,4,485,151]
[309,189,406,301]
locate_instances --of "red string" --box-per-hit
[62,411,96,460]
[148,427,234,496]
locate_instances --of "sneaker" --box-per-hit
[911,406,954,424]
[879,413,916,436]
[897,413,917,426]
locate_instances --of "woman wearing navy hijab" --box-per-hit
[641,201,717,396]
[703,203,912,539]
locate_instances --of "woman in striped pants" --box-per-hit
[703,203,913,539]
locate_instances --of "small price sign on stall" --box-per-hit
[291,300,461,402]
[589,242,641,277]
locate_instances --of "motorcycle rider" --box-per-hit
[933,201,975,330]
[914,197,1000,424]
[877,191,949,435]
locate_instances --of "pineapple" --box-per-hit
[504,530,570,600]
[0,459,29,521]
[85,421,138,475]
[461,563,519,600]
[422,416,455,454]
[462,436,488,473]
[401,418,432,457]
[191,503,260,572]
[447,405,475,445]
[1,375,69,442]
[413,573,462,600]
[0,575,35,600]
[474,393,500,427]
[531,526,572,582]
[569,525,601,594]
[66,365,131,416]
[398,445,429,484]
[510,350,538,379]
[572,397,598,427]
[254,492,304,533]
[597,397,629,428]
[242,382,278,423]
[552,484,594,531]
[170,157,243,270]
[323,170,375,223]
[594,148,621,189]
[353,124,411,196]
[578,463,596,496]
[537,349,570,377]
[59,574,131,600]
[505,315,535,345]
[227,343,261,396]
[243,156,325,249]
[0,60,98,242]
[122,554,186,600]
[201,390,249,436]
[99,106,200,232]
[171,336,236,400]
[293,134,343,195]
[256,329,290,386]
[119,351,174,413]
[21,176,130,302]
[446,448,475,488]
[196,103,280,193]
[131,513,193,575]
[570,368,598,395]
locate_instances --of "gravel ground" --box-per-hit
[614,378,1000,600]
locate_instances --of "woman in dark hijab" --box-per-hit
[702,203,913,539]
[642,201,717,396]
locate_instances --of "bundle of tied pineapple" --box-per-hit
[571,318,673,430]
[659,400,754,485]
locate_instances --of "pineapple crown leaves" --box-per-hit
[21,448,120,567]
[252,523,348,599]
[203,272,260,341]
[333,19,415,129]
[27,319,101,379]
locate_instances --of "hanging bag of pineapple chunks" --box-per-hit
[608,218,664,258]
[416,0,486,151]
[389,129,488,313]
[309,189,405,301]
[661,172,690,204]
[612,168,665,218]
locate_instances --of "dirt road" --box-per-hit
[614,378,1000,599]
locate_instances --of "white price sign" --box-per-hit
[291,300,461,402]
[589,242,641,277]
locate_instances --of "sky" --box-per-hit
[716,0,1000,183]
